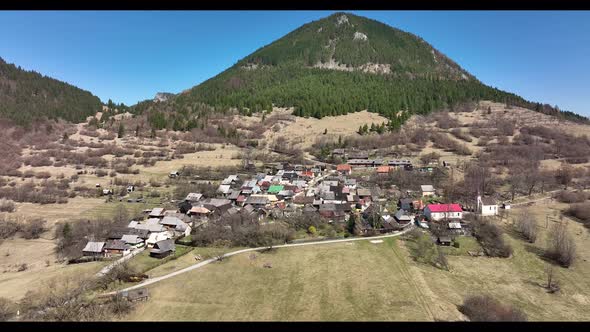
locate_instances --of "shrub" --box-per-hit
[546,222,576,267]
[21,218,47,239]
[514,211,538,243]
[565,203,590,223]
[95,170,108,177]
[0,297,15,321]
[22,170,35,178]
[0,199,16,212]
[555,191,587,203]
[472,219,513,257]
[34,172,51,179]
[459,295,527,321]
[0,217,21,239]
[307,226,317,235]
[450,128,473,142]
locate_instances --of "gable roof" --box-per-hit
[377,166,393,173]
[227,190,241,200]
[185,193,203,201]
[421,185,435,192]
[242,204,255,214]
[160,216,184,227]
[149,207,165,217]
[479,196,497,206]
[217,184,232,194]
[245,195,270,205]
[189,206,211,214]
[448,222,462,229]
[357,188,372,197]
[337,164,352,171]
[121,234,142,244]
[127,228,150,239]
[202,198,232,207]
[426,204,462,213]
[104,240,129,251]
[151,239,175,253]
[268,185,284,194]
[134,222,165,233]
[83,241,105,253]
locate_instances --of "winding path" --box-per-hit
[105,226,415,295]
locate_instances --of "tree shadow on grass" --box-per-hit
[523,243,559,265]
[503,226,528,242]
[523,279,546,289]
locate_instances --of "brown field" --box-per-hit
[0,235,108,300]
[132,144,243,177]
[253,108,390,149]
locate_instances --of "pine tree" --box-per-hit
[117,123,125,138]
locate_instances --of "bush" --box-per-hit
[0,217,21,239]
[95,170,108,177]
[565,203,590,223]
[0,297,15,321]
[555,191,587,204]
[307,226,317,235]
[0,199,16,212]
[472,219,513,258]
[459,295,527,321]
[450,128,473,142]
[546,223,576,267]
[21,218,47,239]
[409,232,450,271]
[34,172,51,179]
[514,211,538,243]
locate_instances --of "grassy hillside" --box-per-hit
[123,203,590,321]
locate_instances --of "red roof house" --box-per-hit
[336,164,352,175]
[424,204,463,221]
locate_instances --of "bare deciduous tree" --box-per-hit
[546,222,576,267]
[514,210,538,243]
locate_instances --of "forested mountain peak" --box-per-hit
[0,57,102,126]
[236,12,473,81]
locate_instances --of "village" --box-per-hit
[80,147,507,264]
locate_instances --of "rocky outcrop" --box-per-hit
[153,92,174,103]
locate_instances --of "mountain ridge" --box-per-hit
[0,57,102,126]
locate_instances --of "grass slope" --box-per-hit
[122,202,590,321]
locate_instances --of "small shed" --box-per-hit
[120,288,149,302]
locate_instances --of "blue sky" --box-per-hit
[0,11,589,115]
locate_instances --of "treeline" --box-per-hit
[134,64,586,133]
[0,58,102,126]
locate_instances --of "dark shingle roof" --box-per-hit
[151,239,175,253]
[104,240,129,251]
